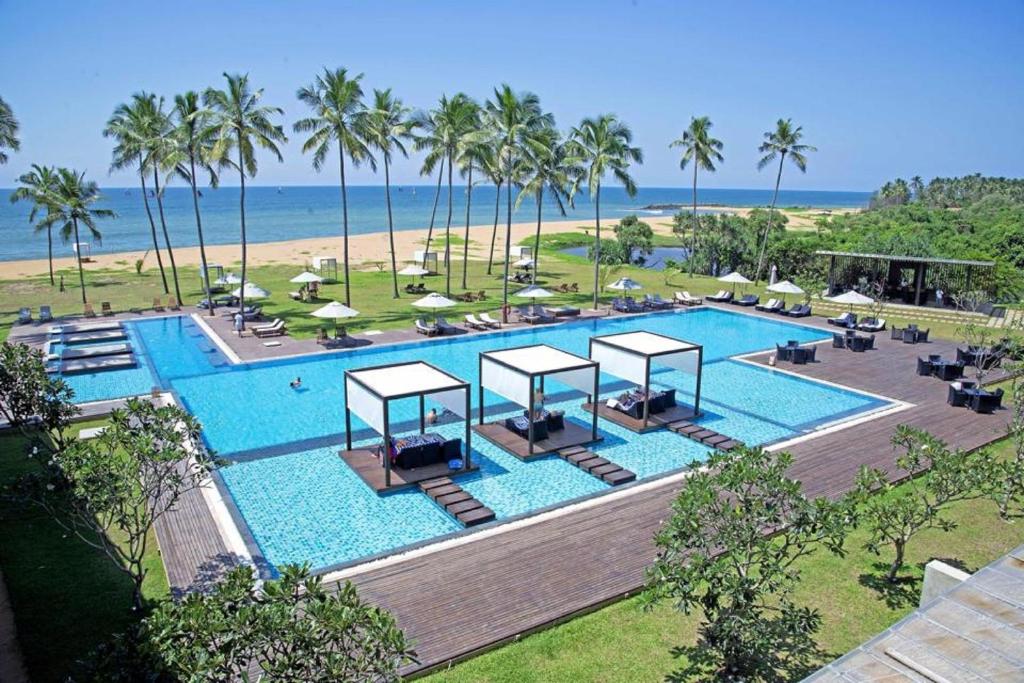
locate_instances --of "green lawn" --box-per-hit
[427,441,1023,682]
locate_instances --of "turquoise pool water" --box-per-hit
[57,308,889,571]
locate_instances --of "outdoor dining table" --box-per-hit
[931,359,964,381]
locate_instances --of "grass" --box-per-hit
[0,421,168,682]
[427,439,1023,682]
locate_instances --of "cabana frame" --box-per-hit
[588,331,704,430]
[477,344,600,457]
[344,360,472,488]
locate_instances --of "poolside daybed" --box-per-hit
[674,291,702,306]
[783,303,811,317]
[731,294,759,307]
[706,290,733,303]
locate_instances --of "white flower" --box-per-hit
[46,484,55,491]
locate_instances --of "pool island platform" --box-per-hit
[473,420,603,460]
[581,401,699,433]
[339,447,480,494]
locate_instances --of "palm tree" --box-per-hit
[294,67,374,306]
[910,175,925,202]
[456,100,484,290]
[671,116,723,277]
[412,106,447,272]
[10,164,60,285]
[104,93,169,294]
[485,85,553,321]
[169,91,220,315]
[146,96,184,305]
[205,73,286,326]
[364,88,415,299]
[0,96,19,164]
[753,118,816,283]
[478,144,504,275]
[567,114,643,309]
[39,169,115,304]
[517,127,579,284]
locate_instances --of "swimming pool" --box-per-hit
[58,308,891,572]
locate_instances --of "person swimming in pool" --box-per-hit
[290,377,302,389]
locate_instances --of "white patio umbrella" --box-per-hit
[311,300,359,336]
[215,273,242,286]
[718,271,752,293]
[231,282,270,300]
[607,277,644,291]
[412,292,456,321]
[767,279,805,306]
[513,257,535,269]
[828,289,875,310]
[514,285,554,308]
[290,271,324,284]
[398,264,430,277]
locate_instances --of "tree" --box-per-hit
[205,73,287,327]
[753,118,816,283]
[170,91,221,315]
[671,116,724,277]
[456,99,485,290]
[517,126,579,284]
[990,370,1024,519]
[10,164,62,285]
[364,88,415,299]
[16,398,217,610]
[0,95,19,164]
[645,446,850,681]
[853,426,993,583]
[0,342,78,455]
[478,143,504,276]
[38,168,115,305]
[294,67,374,307]
[146,96,186,305]
[612,214,654,264]
[567,114,643,310]
[104,92,170,295]
[83,564,415,681]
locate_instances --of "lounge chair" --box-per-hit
[289,291,303,301]
[568,282,579,292]
[436,317,459,334]
[465,314,488,330]
[947,381,975,407]
[101,302,114,316]
[622,297,644,313]
[732,294,759,307]
[857,317,886,332]
[833,333,847,349]
[706,290,733,303]
[827,312,856,328]
[168,297,180,311]
[152,298,165,312]
[480,312,502,328]
[241,305,263,321]
[544,305,580,318]
[39,305,53,323]
[969,388,1004,414]
[644,294,672,310]
[783,303,811,317]
[83,303,96,318]
[517,305,541,324]
[316,328,329,345]
[253,319,285,338]
[415,318,439,336]
[674,291,702,306]
[755,298,783,313]
[916,357,934,376]
[531,304,556,323]
[611,297,629,313]
[17,307,31,324]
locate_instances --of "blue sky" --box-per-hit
[1,0,1021,190]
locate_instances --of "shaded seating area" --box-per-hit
[947,381,1004,413]
[892,325,929,344]
[917,353,965,381]
[584,331,703,432]
[342,361,474,491]
[477,344,601,458]
[776,340,818,364]
[957,345,1004,370]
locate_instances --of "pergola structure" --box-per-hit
[477,344,600,458]
[311,256,338,283]
[343,360,473,491]
[413,250,439,274]
[585,331,704,432]
[817,250,996,308]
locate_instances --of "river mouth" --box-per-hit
[559,246,691,271]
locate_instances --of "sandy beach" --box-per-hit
[0,206,849,280]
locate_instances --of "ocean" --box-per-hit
[0,185,870,262]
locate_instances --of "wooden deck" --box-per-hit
[473,420,602,459]
[154,309,1013,676]
[339,448,479,494]
[581,401,697,433]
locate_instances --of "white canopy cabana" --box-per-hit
[478,344,599,455]
[588,331,704,429]
[344,360,472,488]
[413,250,439,274]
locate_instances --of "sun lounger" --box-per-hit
[674,291,702,306]
[465,314,488,330]
[783,303,811,317]
[643,294,672,310]
[415,318,439,336]
[531,305,556,323]
[857,317,885,332]
[241,305,263,321]
[706,290,732,303]
[39,305,53,323]
[732,294,759,307]
[544,305,580,318]
[827,312,856,328]
[517,305,541,324]
[253,319,286,338]
[83,303,97,318]
[17,308,31,324]
[101,302,114,316]
[480,312,502,328]
[436,317,459,334]
[152,298,165,312]
[755,298,782,312]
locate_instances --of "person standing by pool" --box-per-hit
[426,408,438,425]
[233,312,244,337]
[533,388,545,419]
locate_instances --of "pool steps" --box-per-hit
[555,446,637,486]
[666,420,742,451]
[419,478,496,527]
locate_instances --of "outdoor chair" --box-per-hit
[480,312,502,328]
[916,357,934,376]
[776,343,793,361]
[316,328,329,345]
[504,415,549,441]
[152,298,164,312]
[415,318,440,336]
[39,305,53,323]
[83,303,96,318]
[828,312,856,328]
[902,329,918,344]
[947,381,975,407]
[917,329,930,343]
[732,294,759,307]
[435,317,459,334]
[253,319,285,338]
[101,302,113,316]
[833,333,847,349]
[17,307,31,324]
[168,297,181,311]
[784,303,811,317]
[675,291,702,306]
[891,326,904,340]
[935,361,965,381]
[969,388,1004,414]
[531,304,556,323]
[857,317,885,332]
[755,298,781,312]
[517,305,541,324]
[792,345,816,364]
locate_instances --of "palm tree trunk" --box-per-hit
[532,188,543,285]
[152,168,182,305]
[139,161,168,294]
[384,158,399,298]
[339,145,351,306]
[237,140,248,329]
[462,164,473,290]
[501,151,513,323]
[592,184,602,310]
[754,153,785,284]
[422,162,444,268]
[188,152,214,316]
[46,226,54,286]
[72,217,86,305]
[487,181,500,275]
[444,153,454,297]
[688,162,698,278]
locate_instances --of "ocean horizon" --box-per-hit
[0,185,870,263]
